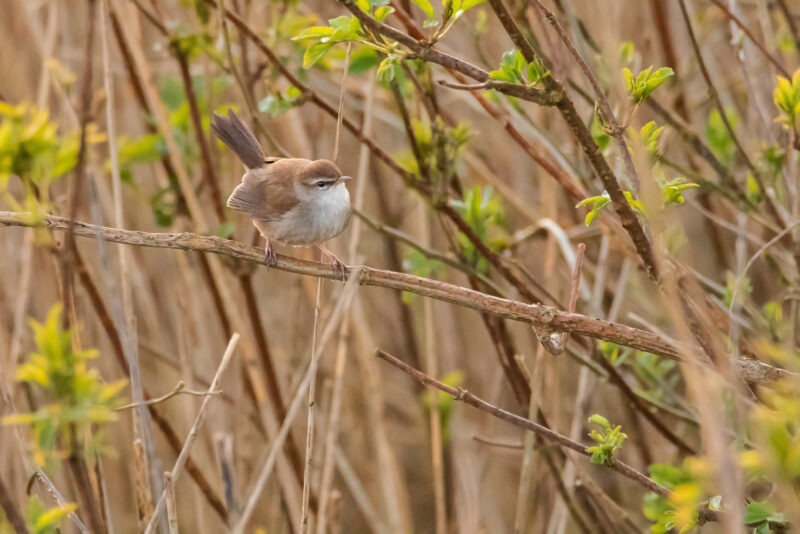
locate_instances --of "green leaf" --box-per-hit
[489,69,513,82]
[292,26,336,40]
[460,0,485,12]
[588,414,610,429]
[374,5,395,22]
[303,42,334,68]
[410,0,434,17]
[590,114,610,151]
[745,502,771,525]
[328,15,353,32]
[640,120,663,155]
[376,56,398,83]
[774,69,800,128]
[525,58,548,85]
[35,502,77,531]
[661,177,699,205]
[619,41,635,66]
[576,192,611,226]
[348,48,379,74]
[623,65,674,103]
[645,67,674,93]
[624,191,645,216]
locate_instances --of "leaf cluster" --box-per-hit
[622,66,674,103]
[774,69,800,131]
[586,414,627,465]
[489,49,548,86]
[2,305,126,467]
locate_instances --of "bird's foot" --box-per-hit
[330,255,347,281]
[318,243,347,281]
[264,241,278,268]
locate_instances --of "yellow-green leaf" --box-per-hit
[303,42,334,68]
[292,26,336,40]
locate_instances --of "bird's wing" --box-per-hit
[226,160,306,221]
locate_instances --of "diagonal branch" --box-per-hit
[374,349,671,498]
[0,211,787,384]
[437,79,563,105]
[335,0,563,106]
[331,0,659,280]
[374,349,724,524]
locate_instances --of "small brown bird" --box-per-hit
[211,110,351,274]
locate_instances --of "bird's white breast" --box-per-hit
[265,183,351,246]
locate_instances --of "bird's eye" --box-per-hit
[316,181,327,189]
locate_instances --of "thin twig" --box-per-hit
[143,333,240,533]
[472,435,524,450]
[234,275,361,534]
[101,0,160,515]
[60,0,97,331]
[332,42,352,163]
[315,77,375,534]
[116,382,222,411]
[708,0,789,77]
[163,472,178,534]
[300,276,323,532]
[676,0,772,217]
[73,249,228,521]
[538,243,585,354]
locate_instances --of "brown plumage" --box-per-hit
[212,109,352,273]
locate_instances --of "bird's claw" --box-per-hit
[331,257,347,281]
[264,243,278,268]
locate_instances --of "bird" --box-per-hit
[211,109,351,276]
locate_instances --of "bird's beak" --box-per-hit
[338,175,352,183]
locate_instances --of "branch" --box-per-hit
[521,0,642,192]
[374,349,671,498]
[115,381,221,411]
[144,333,240,533]
[481,0,660,280]
[437,79,563,105]
[0,211,787,384]
[708,0,789,78]
[335,0,562,106]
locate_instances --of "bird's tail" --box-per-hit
[211,109,265,169]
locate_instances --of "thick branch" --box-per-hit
[0,211,787,384]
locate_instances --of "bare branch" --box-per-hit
[116,382,222,411]
[374,348,672,499]
[0,211,788,383]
